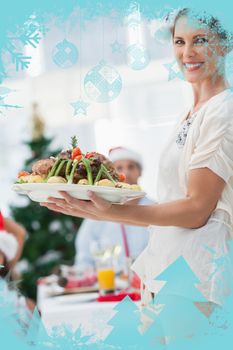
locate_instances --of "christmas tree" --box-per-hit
[105,295,143,349]
[10,102,82,301]
[143,256,211,348]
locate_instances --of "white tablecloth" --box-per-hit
[38,285,138,341]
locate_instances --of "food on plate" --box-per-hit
[129,184,141,191]
[115,182,132,189]
[32,159,55,177]
[17,173,45,183]
[15,136,141,191]
[47,176,67,184]
[78,179,89,185]
[27,174,45,183]
[95,179,116,187]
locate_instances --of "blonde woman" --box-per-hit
[41,9,233,317]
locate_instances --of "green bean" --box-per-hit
[46,158,61,180]
[68,160,79,184]
[55,159,67,176]
[101,164,117,184]
[65,160,73,180]
[94,165,104,184]
[82,158,93,185]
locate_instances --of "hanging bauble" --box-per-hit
[52,39,79,68]
[124,2,142,28]
[84,60,122,103]
[126,44,150,70]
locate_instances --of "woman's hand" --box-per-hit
[40,191,113,220]
[0,253,4,266]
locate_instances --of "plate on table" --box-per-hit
[12,183,145,204]
[51,292,99,304]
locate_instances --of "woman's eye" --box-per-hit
[174,39,184,45]
[194,37,209,46]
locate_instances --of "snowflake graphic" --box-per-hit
[0,85,21,114]
[9,23,42,49]
[2,17,46,77]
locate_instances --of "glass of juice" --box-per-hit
[96,257,115,295]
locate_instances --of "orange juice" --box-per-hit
[97,268,115,292]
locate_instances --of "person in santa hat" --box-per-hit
[0,211,26,274]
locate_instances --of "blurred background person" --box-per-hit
[0,210,35,311]
[0,210,26,275]
[74,147,154,274]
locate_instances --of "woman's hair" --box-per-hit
[170,8,230,43]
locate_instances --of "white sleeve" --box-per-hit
[189,99,233,182]
[0,231,18,262]
[74,219,103,269]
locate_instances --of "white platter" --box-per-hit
[12,183,145,204]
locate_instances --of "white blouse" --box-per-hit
[132,89,233,305]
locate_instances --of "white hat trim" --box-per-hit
[109,148,143,167]
[0,231,18,262]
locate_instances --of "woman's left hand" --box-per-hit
[40,191,112,220]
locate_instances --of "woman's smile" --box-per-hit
[183,62,205,72]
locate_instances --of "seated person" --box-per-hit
[74,147,154,272]
[0,211,35,311]
[0,211,26,274]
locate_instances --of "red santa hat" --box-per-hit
[0,212,4,230]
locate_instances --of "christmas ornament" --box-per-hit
[126,44,150,70]
[71,98,90,117]
[110,40,124,54]
[52,39,79,68]
[84,60,122,103]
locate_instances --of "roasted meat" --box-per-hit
[59,149,72,160]
[32,158,55,176]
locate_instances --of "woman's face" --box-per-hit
[173,15,225,84]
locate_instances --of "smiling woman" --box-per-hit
[171,8,232,114]
[41,8,233,332]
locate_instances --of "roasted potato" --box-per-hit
[27,175,45,183]
[47,176,67,184]
[95,179,115,187]
[78,179,89,185]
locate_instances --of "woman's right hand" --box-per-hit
[40,190,113,221]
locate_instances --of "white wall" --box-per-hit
[0,61,193,214]
[0,14,194,214]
